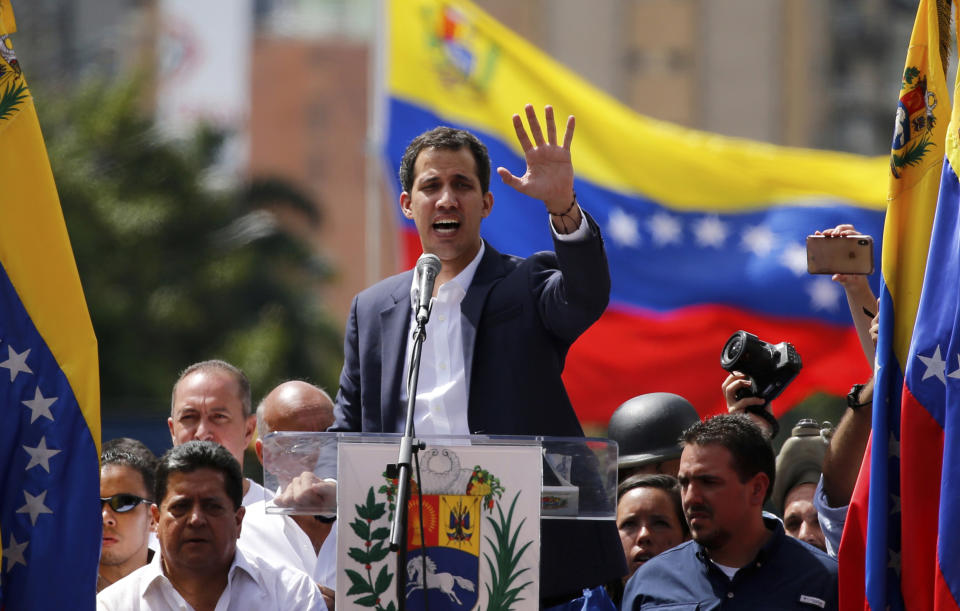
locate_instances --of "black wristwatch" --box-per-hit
[847,383,871,411]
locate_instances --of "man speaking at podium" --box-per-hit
[331,105,626,608]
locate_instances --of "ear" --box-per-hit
[151,503,160,524]
[167,416,175,443]
[235,506,245,538]
[243,414,256,446]
[400,192,414,219]
[749,472,770,506]
[254,439,263,465]
[481,191,493,218]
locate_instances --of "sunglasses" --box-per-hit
[100,493,151,513]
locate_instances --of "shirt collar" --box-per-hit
[409,241,485,308]
[144,546,261,599]
[694,516,785,568]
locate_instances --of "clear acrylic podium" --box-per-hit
[260,432,617,610]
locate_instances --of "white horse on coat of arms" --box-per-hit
[406,556,476,606]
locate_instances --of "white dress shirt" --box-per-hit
[239,499,337,587]
[242,478,273,506]
[96,545,325,611]
[398,212,589,436]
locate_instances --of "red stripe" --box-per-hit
[839,436,871,611]
[900,385,944,610]
[936,555,960,611]
[564,304,871,424]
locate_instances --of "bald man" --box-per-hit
[241,381,337,607]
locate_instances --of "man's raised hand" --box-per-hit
[497,104,577,217]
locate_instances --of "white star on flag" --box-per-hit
[16,490,53,526]
[741,225,776,257]
[947,354,960,380]
[806,278,841,311]
[780,242,809,276]
[22,387,57,424]
[608,208,641,247]
[647,212,682,246]
[0,345,32,382]
[693,215,727,248]
[23,436,61,473]
[3,533,28,570]
[917,345,947,384]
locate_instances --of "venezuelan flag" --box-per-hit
[0,2,100,607]
[384,0,887,423]
[840,0,960,609]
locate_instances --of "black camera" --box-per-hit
[720,331,802,404]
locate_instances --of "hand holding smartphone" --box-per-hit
[806,234,874,275]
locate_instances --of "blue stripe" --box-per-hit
[0,262,99,608]
[903,158,960,602]
[865,284,905,611]
[387,97,885,325]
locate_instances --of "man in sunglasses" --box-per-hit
[98,438,158,592]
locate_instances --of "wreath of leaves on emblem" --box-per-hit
[891,134,935,171]
[0,78,27,122]
[903,66,921,87]
[345,487,396,611]
[482,491,533,611]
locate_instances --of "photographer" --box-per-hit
[724,223,878,556]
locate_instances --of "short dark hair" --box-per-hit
[102,437,158,500]
[617,473,689,537]
[155,441,244,510]
[172,360,251,417]
[398,126,491,194]
[681,414,776,503]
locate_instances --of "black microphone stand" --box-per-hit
[388,305,430,611]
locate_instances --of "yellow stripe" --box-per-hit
[882,0,948,367]
[0,26,100,451]
[389,0,887,211]
[0,0,15,35]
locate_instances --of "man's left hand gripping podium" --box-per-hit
[261,432,618,610]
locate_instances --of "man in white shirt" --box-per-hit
[97,441,324,610]
[243,380,338,607]
[167,360,269,506]
[331,105,626,607]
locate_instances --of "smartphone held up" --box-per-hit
[806,234,875,275]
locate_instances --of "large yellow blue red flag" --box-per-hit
[384,0,888,423]
[0,1,101,607]
[840,0,960,609]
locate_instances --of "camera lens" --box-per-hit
[858,239,868,246]
[721,331,750,370]
[726,337,743,359]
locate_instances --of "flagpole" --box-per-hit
[364,0,388,286]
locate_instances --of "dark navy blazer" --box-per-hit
[332,213,626,600]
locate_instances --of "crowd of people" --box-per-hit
[95,105,874,610]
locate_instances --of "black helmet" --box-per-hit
[608,393,700,471]
[771,419,832,514]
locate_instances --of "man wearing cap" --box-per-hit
[607,393,700,481]
[771,420,830,552]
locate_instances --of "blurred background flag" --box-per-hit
[382,0,887,424]
[840,0,960,609]
[0,1,100,608]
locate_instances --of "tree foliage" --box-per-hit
[38,79,343,412]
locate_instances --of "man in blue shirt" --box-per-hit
[622,414,838,610]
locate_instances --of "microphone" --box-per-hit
[414,253,442,325]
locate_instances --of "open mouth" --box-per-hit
[433,219,460,234]
[632,552,653,566]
